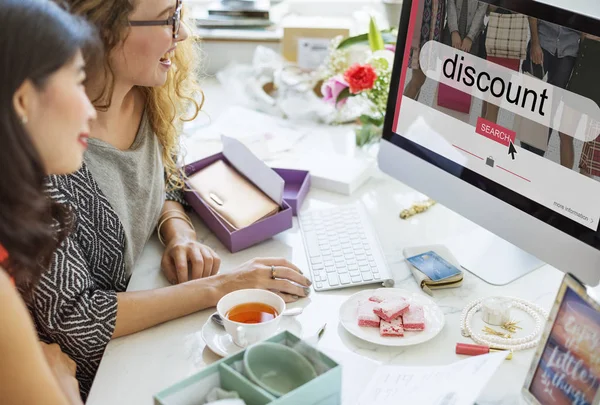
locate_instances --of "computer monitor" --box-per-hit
[379,0,600,286]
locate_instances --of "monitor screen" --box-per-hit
[384,0,600,250]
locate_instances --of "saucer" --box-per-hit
[202,312,303,357]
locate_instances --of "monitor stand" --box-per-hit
[445,227,545,286]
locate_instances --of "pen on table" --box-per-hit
[455,343,513,360]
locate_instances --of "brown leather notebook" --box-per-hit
[187,160,279,230]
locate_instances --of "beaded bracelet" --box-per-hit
[460,297,549,351]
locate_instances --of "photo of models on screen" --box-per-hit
[403,0,600,181]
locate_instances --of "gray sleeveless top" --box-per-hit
[85,112,164,275]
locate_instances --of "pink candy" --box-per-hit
[380,318,404,337]
[403,305,425,331]
[373,298,410,322]
[357,301,380,327]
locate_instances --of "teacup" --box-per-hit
[217,289,285,348]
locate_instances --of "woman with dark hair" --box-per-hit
[0,0,97,403]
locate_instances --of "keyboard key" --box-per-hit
[373,273,381,280]
[335,262,345,269]
[340,273,351,284]
[351,275,362,283]
[348,264,358,271]
[312,263,324,270]
[328,273,340,286]
[326,266,336,273]
[349,270,360,277]
[362,273,373,281]
[333,252,343,258]
[361,266,371,273]
[316,282,323,289]
[324,260,334,267]
[358,259,368,266]
[311,257,323,265]
[337,267,348,274]
[305,233,321,257]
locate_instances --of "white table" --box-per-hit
[87,79,591,405]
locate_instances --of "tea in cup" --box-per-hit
[217,289,285,347]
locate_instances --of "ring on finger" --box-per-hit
[271,265,276,279]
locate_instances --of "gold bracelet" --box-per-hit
[159,209,187,222]
[157,214,195,246]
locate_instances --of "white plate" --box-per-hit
[339,288,445,347]
[201,313,303,357]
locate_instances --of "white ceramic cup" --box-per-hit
[217,289,286,348]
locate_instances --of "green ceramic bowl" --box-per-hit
[243,342,317,397]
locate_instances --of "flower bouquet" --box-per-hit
[320,17,397,147]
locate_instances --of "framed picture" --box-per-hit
[523,273,600,405]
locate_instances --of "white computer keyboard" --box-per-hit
[299,203,394,291]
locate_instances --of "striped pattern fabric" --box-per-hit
[28,164,127,400]
[27,162,187,400]
[485,12,529,60]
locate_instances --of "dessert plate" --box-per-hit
[339,288,444,347]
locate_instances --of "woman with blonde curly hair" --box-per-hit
[29,0,311,399]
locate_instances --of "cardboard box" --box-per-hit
[154,331,342,405]
[282,16,351,69]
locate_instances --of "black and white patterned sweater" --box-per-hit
[28,163,186,400]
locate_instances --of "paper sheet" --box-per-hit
[189,106,307,160]
[355,351,508,405]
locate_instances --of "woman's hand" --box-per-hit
[217,258,312,303]
[451,31,462,49]
[460,37,473,53]
[40,342,82,404]
[162,235,221,284]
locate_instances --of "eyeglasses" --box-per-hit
[129,0,182,39]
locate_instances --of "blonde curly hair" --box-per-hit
[62,0,203,191]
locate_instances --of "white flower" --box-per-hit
[369,50,395,71]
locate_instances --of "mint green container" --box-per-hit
[154,331,341,405]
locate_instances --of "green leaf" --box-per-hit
[337,30,397,50]
[368,17,385,51]
[359,114,385,127]
[336,87,354,104]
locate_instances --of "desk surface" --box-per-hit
[87,79,596,405]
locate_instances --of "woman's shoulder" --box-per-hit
[0,266,17,299]
[45,164,100,200]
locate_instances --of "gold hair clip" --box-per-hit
[400,199,436,219]
[501,320,522,334]
[483,326,512,339]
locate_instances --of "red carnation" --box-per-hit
[344,63,377,94]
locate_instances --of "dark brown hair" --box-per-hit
[0,0,99,288]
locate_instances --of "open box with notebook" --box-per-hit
[153,331,342,405]
[184,136,310,253]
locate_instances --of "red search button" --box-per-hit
[476,117,516,147]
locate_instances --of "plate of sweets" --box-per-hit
[339,288,445,346]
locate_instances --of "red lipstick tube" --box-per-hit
[455,343,512,360]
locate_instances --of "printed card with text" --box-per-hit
[526,276,600,405]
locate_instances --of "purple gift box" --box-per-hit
[184,153,310,253]
[272,168,311,216]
